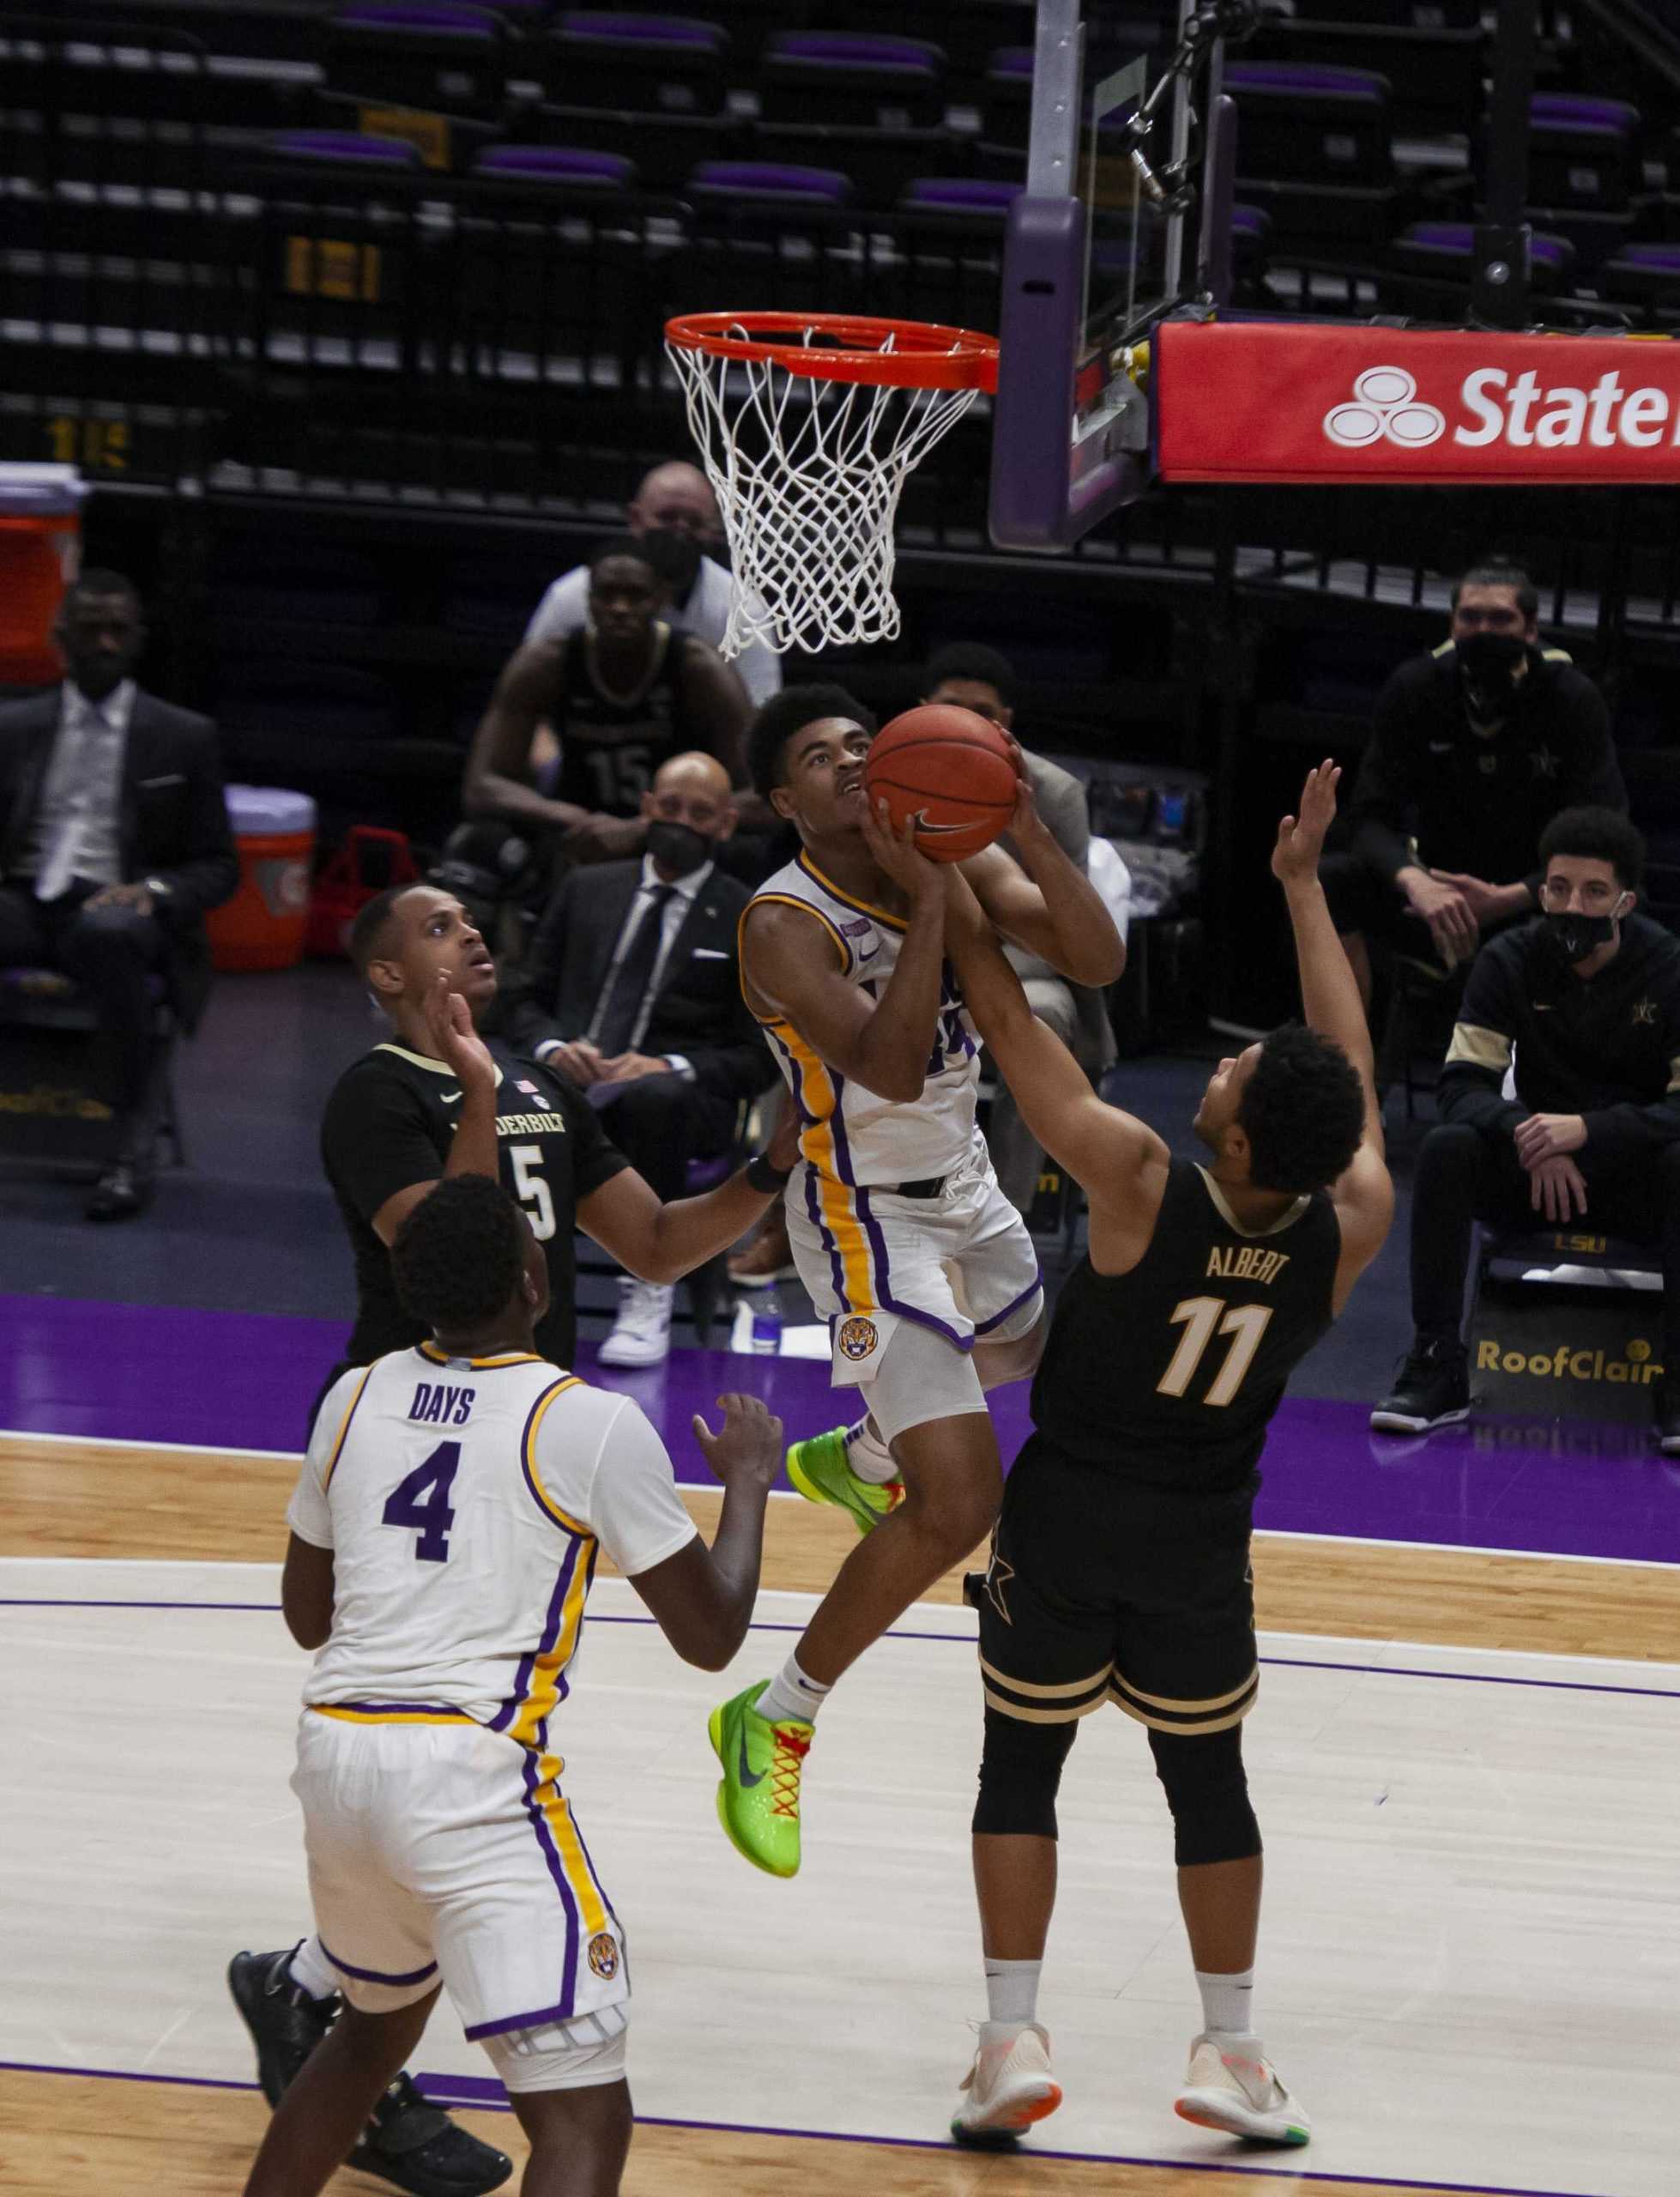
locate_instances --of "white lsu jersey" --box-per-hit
[287,1347,698,1743]
[745,848,982,1189]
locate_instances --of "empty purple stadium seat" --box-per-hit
[1394,221,1574,294]
[335,2,499,32]
[474,145,635,186]
[272,130,426,165]
[327,1,506,117]
[687,160,851,203]
[761,29,946,131]
[901,179,1022,215]
[547,12,728,117]
[557,9,725,49]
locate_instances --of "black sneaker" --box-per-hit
[228,1947,513,2197]
[1653,1381,1680,1456]
[227,1945,336,2108]
[1370,1338,1471,1434]
[350,2072,513,2197]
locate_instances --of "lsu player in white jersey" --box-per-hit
[708,686,1125,1880]
[243,1172,783,2197]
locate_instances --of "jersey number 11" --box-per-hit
[1157,1298,1274,1409]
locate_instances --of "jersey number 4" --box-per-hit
[382,1442,462,1562]
[1157,1297,1274,1408]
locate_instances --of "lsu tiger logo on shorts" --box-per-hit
[588,1932,619,1982]
[837,1315,879,1362]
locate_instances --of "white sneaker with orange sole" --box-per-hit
[1175,2034,1310,2146]
[951,2022,1063,2146]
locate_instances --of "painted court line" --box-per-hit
[3,1595,1677,1699]
[0,2058,1613,2197]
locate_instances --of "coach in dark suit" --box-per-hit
[0,570,237,1219]
[496,749,775,1365]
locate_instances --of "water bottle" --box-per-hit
[729,1299,782,1356]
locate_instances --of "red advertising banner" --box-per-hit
[1155,319,1680,486]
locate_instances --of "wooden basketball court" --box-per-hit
[4,1429,1673,2197]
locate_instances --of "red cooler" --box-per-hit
[208,785,318,971]
[0,463,84,687]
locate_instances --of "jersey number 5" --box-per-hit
[383,1441,462,1562]
[511,1144,556,1241]
[1157,1297,1274,1408]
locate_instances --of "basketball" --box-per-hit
[862,705,1020,863]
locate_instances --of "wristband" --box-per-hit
[745,1152,795,1195]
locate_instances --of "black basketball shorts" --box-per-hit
[970,1432,1260,1735]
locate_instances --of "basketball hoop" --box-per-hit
[664,311,999,658]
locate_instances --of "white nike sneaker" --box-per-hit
[951,2022,1062,2146]
[597,1278,674,1367]
[1175,2034,1310,2146]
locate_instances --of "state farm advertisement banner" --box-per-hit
[1155,319,1680,485]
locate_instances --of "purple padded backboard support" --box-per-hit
[988,0,1150,550]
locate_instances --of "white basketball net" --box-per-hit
[667,324,984,657]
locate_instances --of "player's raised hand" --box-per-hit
[862,794,946,905]
[692,1393,785,1492]
[422,970,497,1092]
[1272,760,1341,887]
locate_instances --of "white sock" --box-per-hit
[843,1414,897,1486]
[983,1957,1042,2028]
[1195,1967,1257,2043]
[755,1652,831,1727]
[288,1935,338,2002]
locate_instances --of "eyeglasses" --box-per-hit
[1538,878,1622,911]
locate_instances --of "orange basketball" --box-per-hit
[862,705,1019,863]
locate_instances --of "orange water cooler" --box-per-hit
[207,786,318,971]
[0,464,84,687]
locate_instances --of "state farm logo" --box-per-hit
[1317,360,1680,456]
[1323,366,1445,450]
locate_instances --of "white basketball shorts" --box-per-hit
[293,1712,629,2051]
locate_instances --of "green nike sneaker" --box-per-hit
[708,1680,813,1879]
[786,1425,905,1537]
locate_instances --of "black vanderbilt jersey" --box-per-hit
[322,1038,629,1370]
[549,624,699,817]
[1031,1158,1342,1495]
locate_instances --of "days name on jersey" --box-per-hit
[1206,1244,1290,1286]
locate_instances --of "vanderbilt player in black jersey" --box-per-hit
[942,764,1393,2154]
[462,537,752,869]
[230,878,795,2197]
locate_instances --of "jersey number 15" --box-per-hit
[1157,1297,1274,1408]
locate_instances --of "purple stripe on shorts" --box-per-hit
[804,1153,850,1311]
[550,1541,598,1717]
[973,1268,1044,1336]
[855,1187,971,1352]
[488,1541,577,1735]
[519,1746,580,2020]
[320,1700,468,1716]
[462,1995,589,2042]
[319,1939,438,1988]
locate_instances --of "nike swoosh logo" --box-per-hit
[737,1728,765,1788]
[440,1090,462,1105]
[856,943,880,964]
[909,810,971,836]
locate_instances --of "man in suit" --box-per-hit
[497,749,776,1365]
[0,570,237,1220]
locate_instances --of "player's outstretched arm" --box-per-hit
[626,1395,783,1669]
[946,867,1164,1209]
[1273,761,1393,1280]
[738,799,948,1104]
[959,765,1125,989]
[367,977,501,1247]
[577,1103,800,1282]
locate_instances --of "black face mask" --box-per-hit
[637,527,704,596]
[1458,630,1529,711]
[1543,905,1625,964]
[646,820,710,877]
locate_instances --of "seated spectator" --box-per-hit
[458,537,752,929]
[925,641,1118,1216]
[1372,808,1680,1452]
[496,750,776,1366]
[0,570,236,1221]
[1323,562,1625,1010]
[524,458,783,707]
